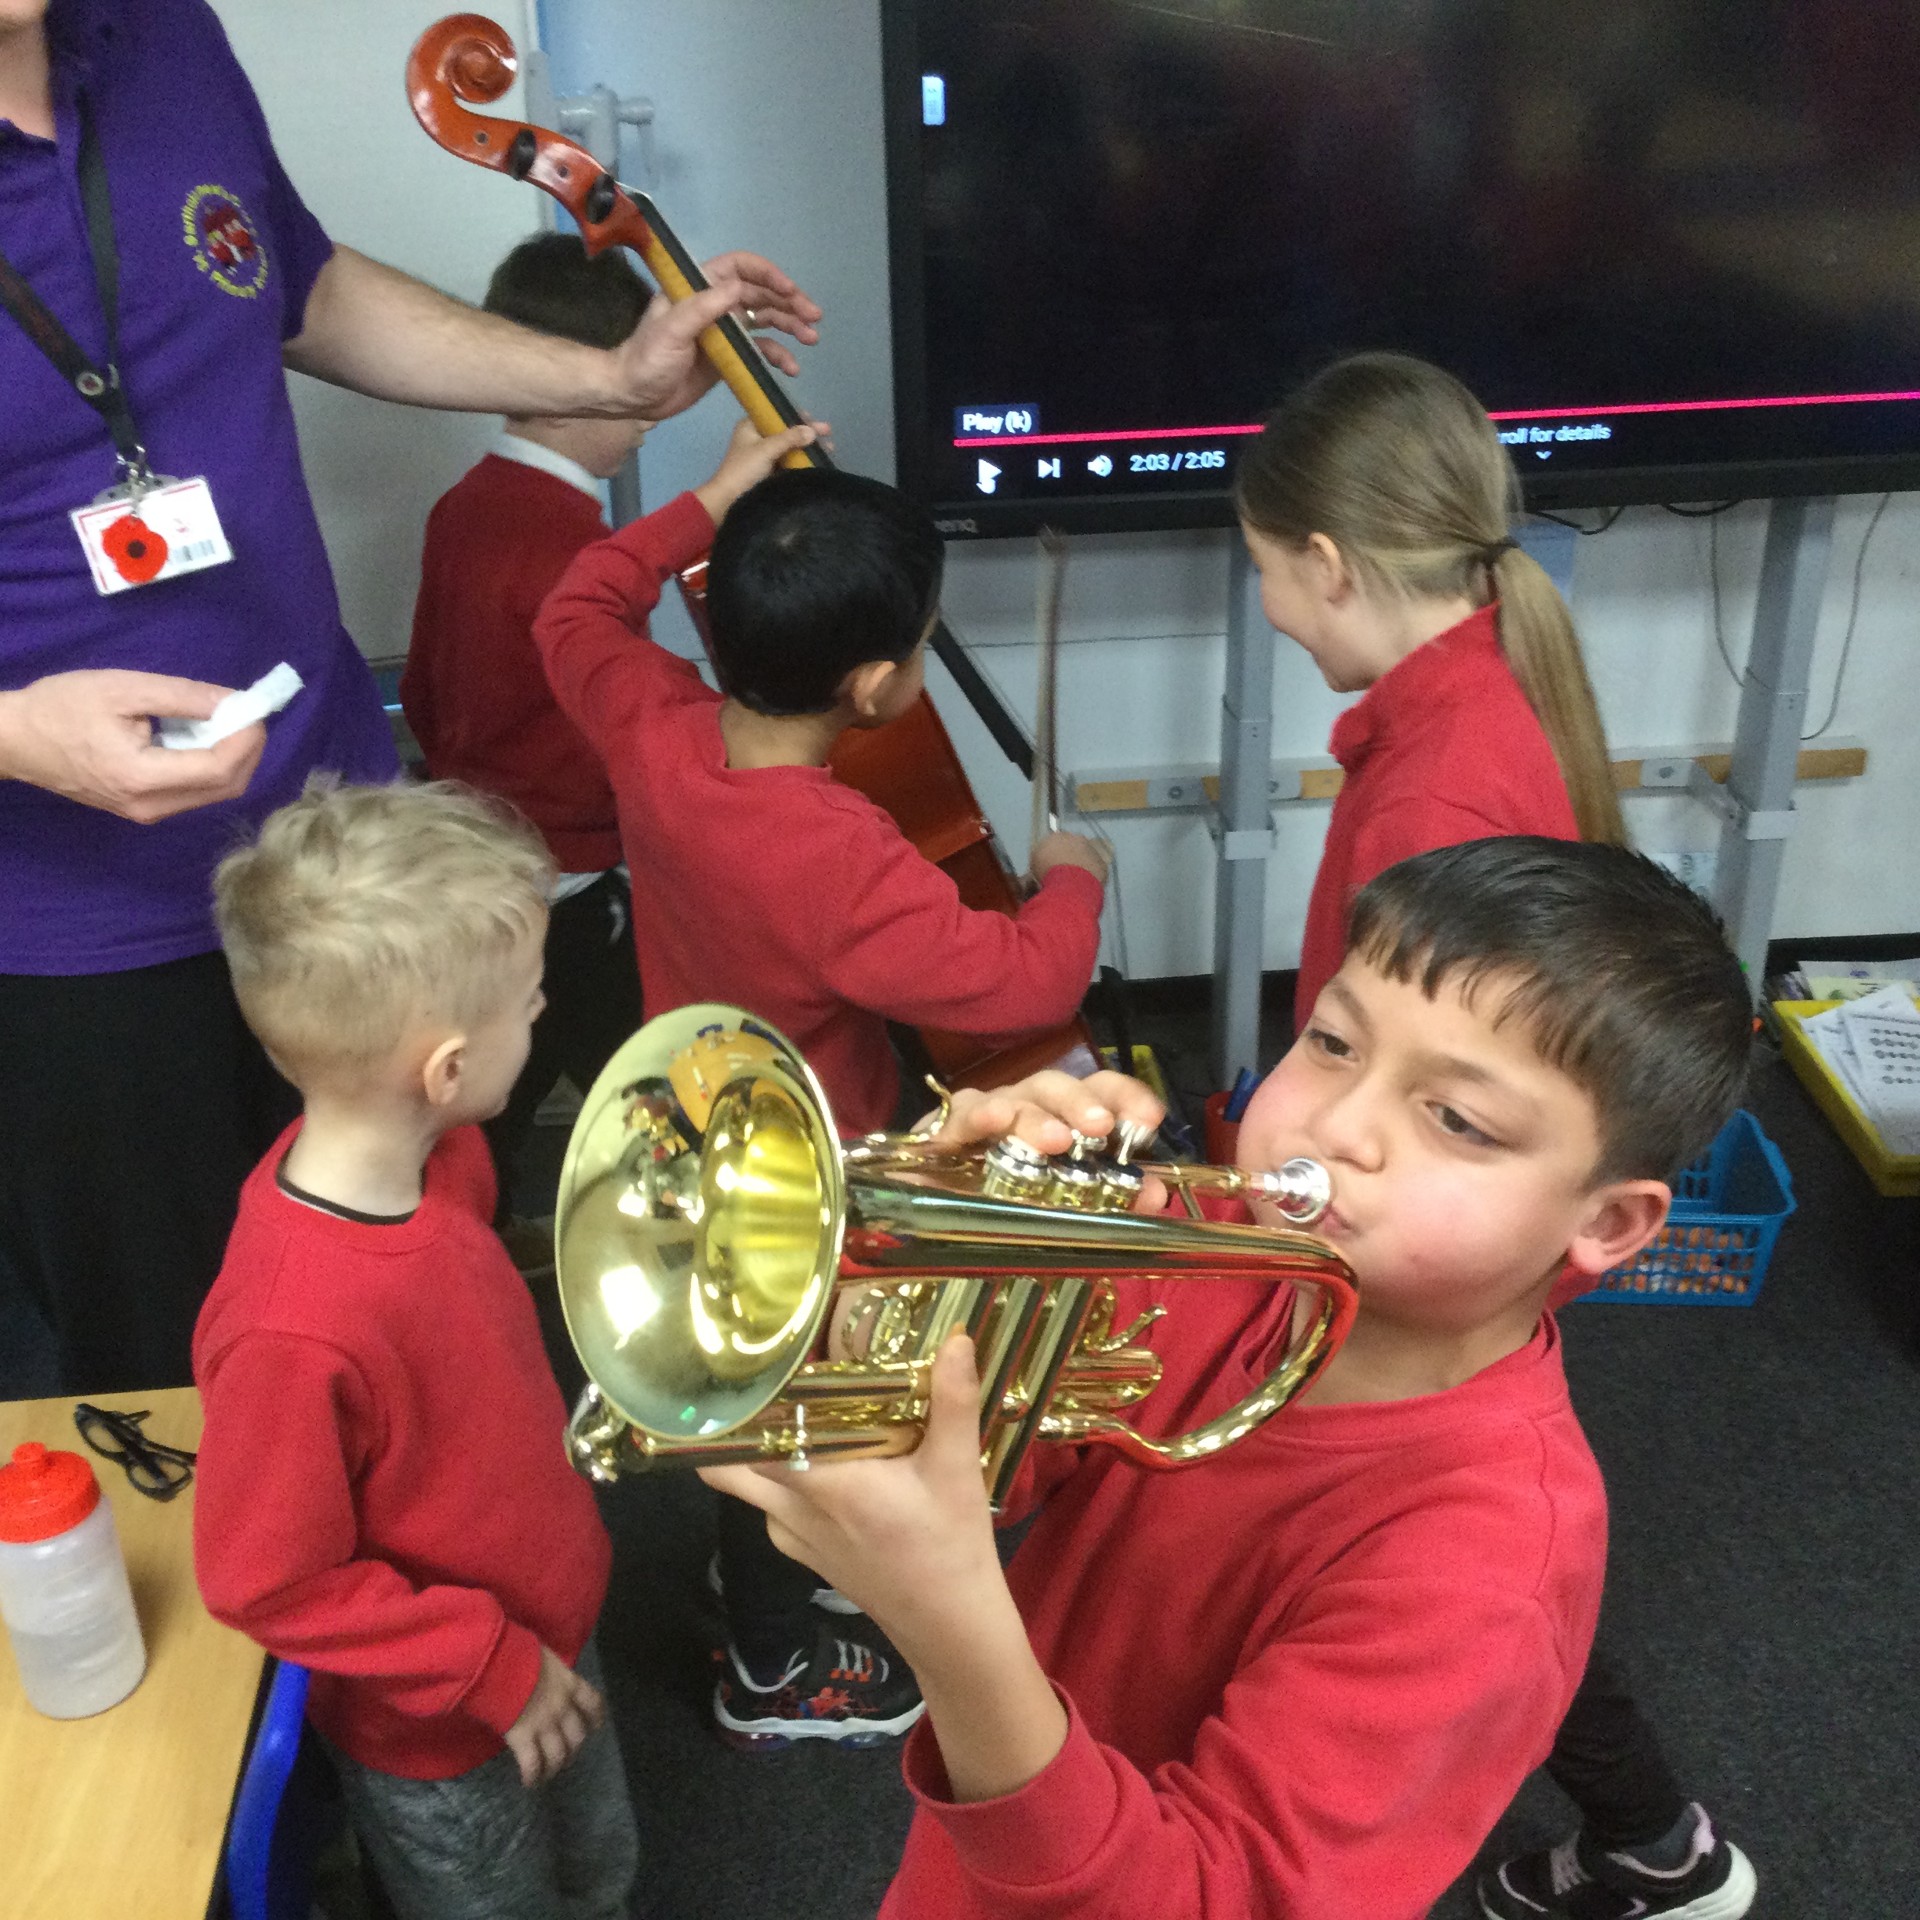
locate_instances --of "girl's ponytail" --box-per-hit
[1488,548,1627,846]
[1239,352,1627,847]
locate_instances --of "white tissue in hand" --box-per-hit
[154,661,304,750]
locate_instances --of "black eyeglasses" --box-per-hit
[72,1403,198,1502]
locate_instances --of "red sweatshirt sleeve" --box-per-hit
[193,1330,542,1737]
[897,1570,1574,1919]
[532,489,715,757]
[820,816,1105,1035]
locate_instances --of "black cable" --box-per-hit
[1661,500,1743,518]
[1528,505,1625,536]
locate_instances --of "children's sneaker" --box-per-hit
[1477,1805,1756,1920]
[712,1617,925,1749]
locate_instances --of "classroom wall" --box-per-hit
[224,0,1920,980]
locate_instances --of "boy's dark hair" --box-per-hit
[1346,837,1751,1182]
[483,232,648,350]
[705,469,944,715]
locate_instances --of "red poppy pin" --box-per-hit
[102,513,170,585]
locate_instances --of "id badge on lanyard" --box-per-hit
[0,99,235,595]
[70,474,232,595]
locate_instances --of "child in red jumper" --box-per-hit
[534,419,1110,1139]
[401,233,650,1263]
[533,421,1110,1746]
[1236,351,1625,1025]
[1240,355,1754,1919]
[193,778,638,1920]
[704,837,1754,1920]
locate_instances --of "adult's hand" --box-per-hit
[0,670,265,823]
[286,246,821,425]
[610,250,823,422]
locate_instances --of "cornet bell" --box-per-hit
[557,1016,844,1443]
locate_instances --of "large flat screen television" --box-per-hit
[883,0,1920,537]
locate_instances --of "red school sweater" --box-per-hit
[1294,604,1579,1028]
[401,451,622,872]
[884,1276,1606,1920]
[532,491,1105,1134]
[192,1124,611,1780]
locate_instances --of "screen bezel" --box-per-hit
[881,0,1920,538]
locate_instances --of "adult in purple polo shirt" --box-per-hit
[0,0,820,1393]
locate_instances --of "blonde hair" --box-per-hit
[213,776,553,1081]
[1235,352,1626,846]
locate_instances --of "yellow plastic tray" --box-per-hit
[1773,999,1920,1199]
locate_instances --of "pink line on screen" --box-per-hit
[1490,388,1920,421]
[952,388,1920,447]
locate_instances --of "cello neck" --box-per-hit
[621,187,834,471]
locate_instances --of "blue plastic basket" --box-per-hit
[1577,1110,1796,1306]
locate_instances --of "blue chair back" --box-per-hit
[225,1659,314,1920]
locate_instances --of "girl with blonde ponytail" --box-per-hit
[1235,351,1625,1026]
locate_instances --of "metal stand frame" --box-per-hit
[1696,496,1835,998]
[1211,542,1274,1087]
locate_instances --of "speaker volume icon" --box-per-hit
[1087,454,1114,477]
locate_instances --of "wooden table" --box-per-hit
[0,1388,266,1920]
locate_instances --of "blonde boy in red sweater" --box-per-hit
[193,778,637,1920]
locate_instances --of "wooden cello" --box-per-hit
[406,14,1095,1091]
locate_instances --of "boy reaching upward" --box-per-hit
[532,420,1109,1143]
[705,837,1753,1917]
[533,420,1109,1745]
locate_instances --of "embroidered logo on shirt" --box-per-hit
[181,185,270,299]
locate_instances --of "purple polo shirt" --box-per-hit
[0,0,397,975]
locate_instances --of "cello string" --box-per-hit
[960,618,1132,983]
[1032,527,1067,857]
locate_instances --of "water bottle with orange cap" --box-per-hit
[0,1439,147,1717]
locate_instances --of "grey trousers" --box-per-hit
[324,1641,641,1920]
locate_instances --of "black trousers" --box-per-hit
[715,1490,822,1672]
[1549,1633,1690,1848]
[483,871,641,1220]
[0,951,298,1396]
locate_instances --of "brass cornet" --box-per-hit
[558,1006,1358,1507]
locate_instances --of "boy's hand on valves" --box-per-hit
[701,1334,1003,1661]
[694,419,824,526]
[930,1069,1167,1209]
[1030,828,1111,887]
[504,1645,606,1788]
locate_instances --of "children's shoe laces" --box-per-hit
[829,1638,890,1683]
[1548,1839,1592,1898]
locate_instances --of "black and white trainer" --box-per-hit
[1478,1805,1756,1920]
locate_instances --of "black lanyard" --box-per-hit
[0,96,149,483]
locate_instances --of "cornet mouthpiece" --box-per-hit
[1250,1157,1333,1226]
